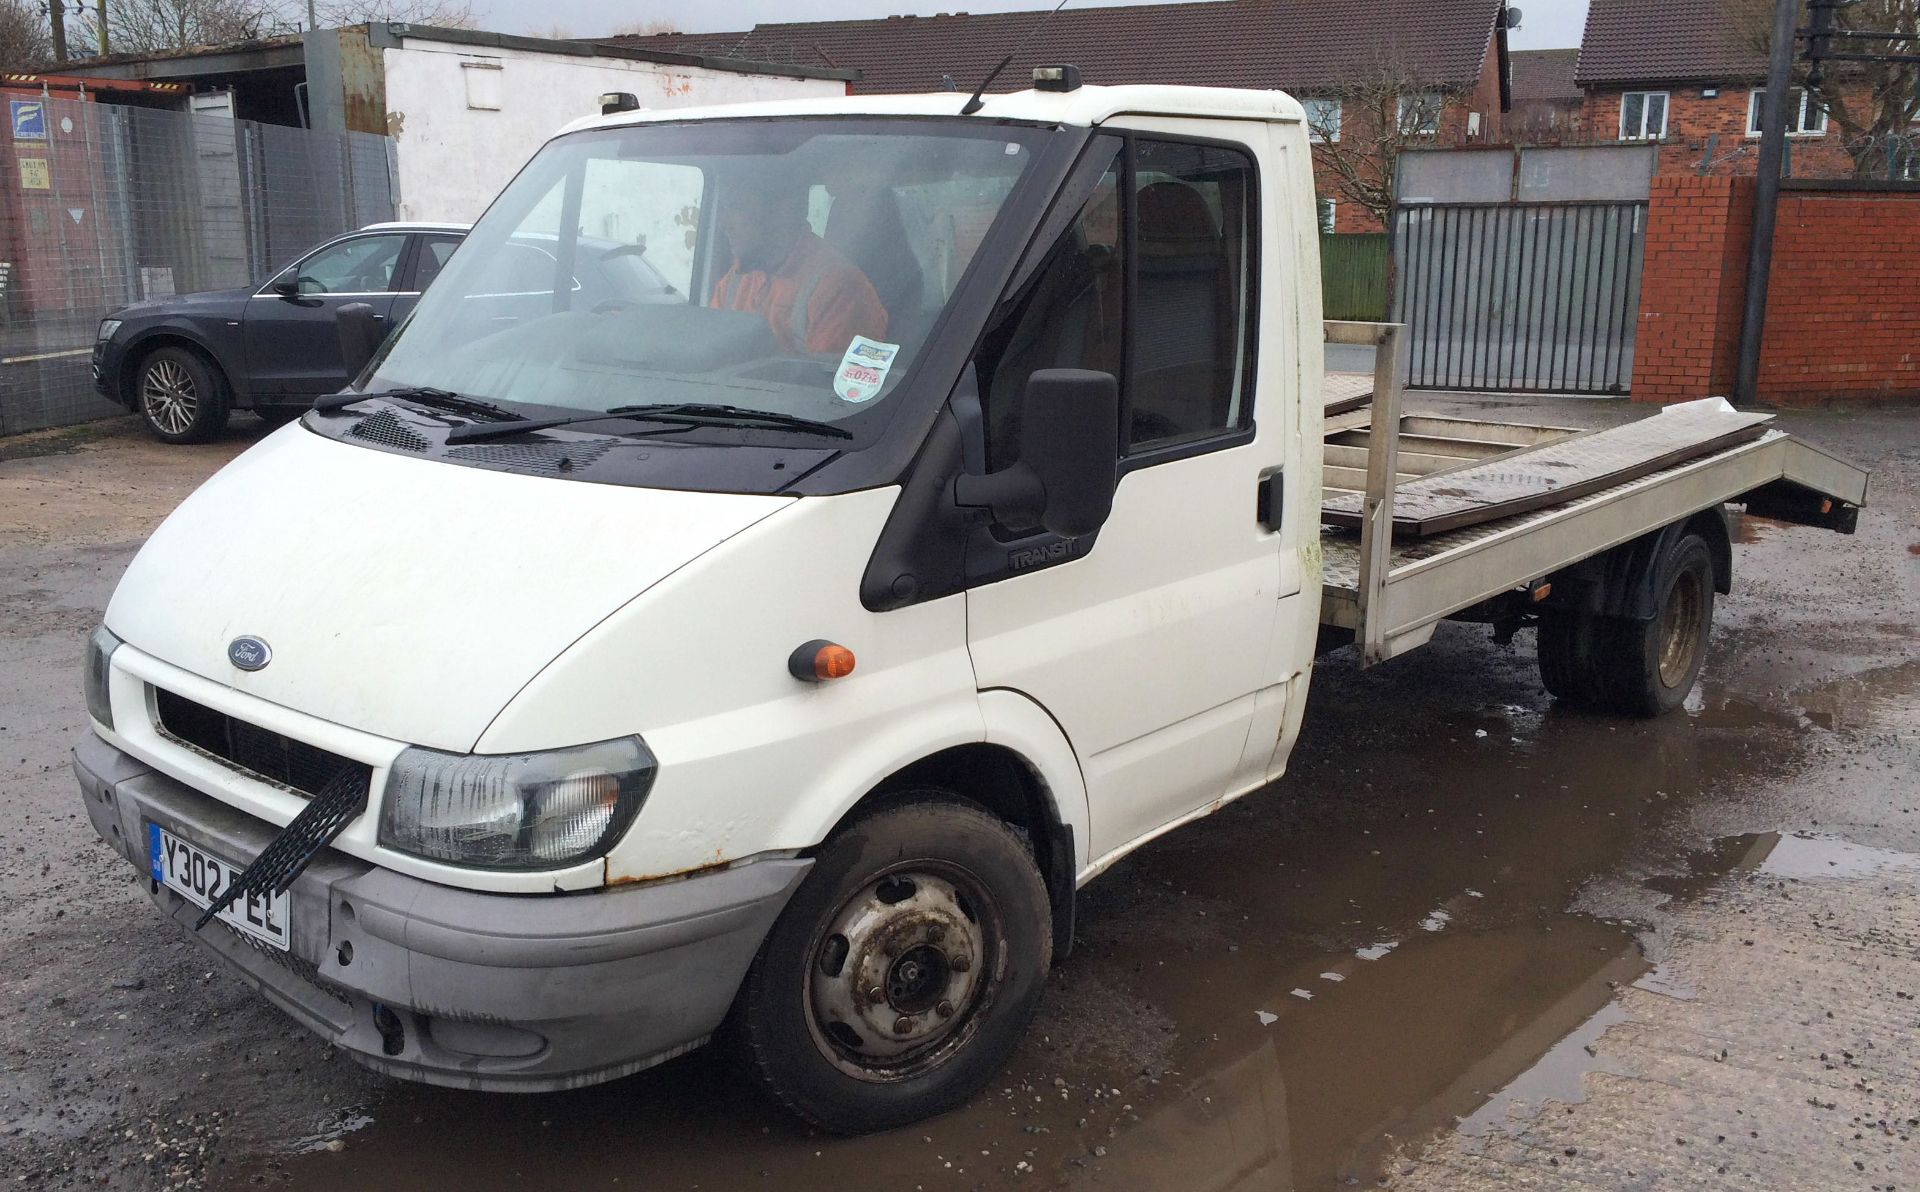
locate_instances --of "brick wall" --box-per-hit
[1631,175,1920,404]
[1585,84,1860,178]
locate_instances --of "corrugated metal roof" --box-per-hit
[613,0,1508,95]
[1575,0,1764,87]
[1510,48,1581,101]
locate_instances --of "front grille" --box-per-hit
[153,688,371,798]
[349,408,430,452]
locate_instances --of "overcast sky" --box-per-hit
[470,0,1588,51]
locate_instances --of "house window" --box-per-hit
[1304,98,1342,143]
[1398,92,1443,137]
[1317,197,1336,234]
[1619,90,1668,140]
[1748,88,1827,136]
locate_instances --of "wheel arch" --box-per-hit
[821,693,1088,963]
[1547,505,1733,621]
[120,330,235,407]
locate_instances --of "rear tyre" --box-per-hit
[135,346,230,444]
[1536,610,1601,707]
[730,795,1052,1134]
[1597,533,1715,718]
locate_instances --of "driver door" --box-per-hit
[242,232,406,397]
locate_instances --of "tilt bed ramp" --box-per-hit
[1316,321,1871,696]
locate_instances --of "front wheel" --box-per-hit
[730,796,1052,1134]
[134,346,229,444]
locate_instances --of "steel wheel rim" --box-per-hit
[141,359,198,436]
[1658,568,1704,688]
[804,861,1003,1083]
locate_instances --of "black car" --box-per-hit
[95,223,470,443]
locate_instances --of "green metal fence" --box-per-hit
[1320,232,1390,321]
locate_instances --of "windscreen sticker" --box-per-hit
[834,336,901,403]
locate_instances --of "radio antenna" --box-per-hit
[961,0,1073,115]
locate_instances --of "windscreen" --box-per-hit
[366,119,1047,438]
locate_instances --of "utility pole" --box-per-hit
[1732,0,1797,407]
[47,0,68,63]
[94,0,108,54]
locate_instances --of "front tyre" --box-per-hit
[135,346,230,444]
[731,796,1052,1134]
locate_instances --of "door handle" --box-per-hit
[1256,469,1284,532]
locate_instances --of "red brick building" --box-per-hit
[1577,0,1860,178]
[1509,48,1584,138]
[613,0,1516,233]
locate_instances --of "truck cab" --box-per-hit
[72,79,1866,1133]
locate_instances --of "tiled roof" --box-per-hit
[1576,0,1765,87]
[612,0,1508,95]
[1509,48,1581,102]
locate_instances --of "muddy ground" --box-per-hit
[1,399,1915,1192]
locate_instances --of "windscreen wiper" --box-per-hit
[312,387,522,422]
[445,402,853,444]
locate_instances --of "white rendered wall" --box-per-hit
[381,37,844,223]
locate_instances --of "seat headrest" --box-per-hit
[1137,181,1220,253]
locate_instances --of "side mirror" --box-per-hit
[336,302,383,381]
[271,276,301,298]
[955,368,1119,538]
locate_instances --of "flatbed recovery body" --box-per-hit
[1315,322,1871,666]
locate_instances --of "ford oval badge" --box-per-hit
[227,636,272,672]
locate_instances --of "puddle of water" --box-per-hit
[225,651,1817,1192]
[1760,831,1920,880]
[1455,1001,1632,1138]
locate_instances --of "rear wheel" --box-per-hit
[1599,534,1715,717]
[135,346,229,444]
[730,796,1052,1134]
[1537,533,1715,718]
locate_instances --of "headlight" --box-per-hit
[84,624,123,730]
[379,736,655,870]
[96,319,122,341]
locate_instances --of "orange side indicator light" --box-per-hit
[789,640,856,682]
[1532,582,1553,602]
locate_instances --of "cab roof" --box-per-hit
[555,83,1305,139]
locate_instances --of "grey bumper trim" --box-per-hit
[72,733,811,1092]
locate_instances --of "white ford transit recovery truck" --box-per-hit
[74,79,1869,1133]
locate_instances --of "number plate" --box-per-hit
[148,823,291,951]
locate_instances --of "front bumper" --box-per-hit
[73,733,810,1092]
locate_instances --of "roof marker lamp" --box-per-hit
[380,736,655,870]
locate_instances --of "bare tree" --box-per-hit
[75,0,284,54]
[1730,0,1920,179]
[0,0,52,69]
[307,0,477,27]
[1304,63,1460,226]
[611,20,681,36]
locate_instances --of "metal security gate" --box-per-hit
[1393,202,1647,394]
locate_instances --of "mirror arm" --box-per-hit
[954,464,1045,528]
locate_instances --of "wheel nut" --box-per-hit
[927,923,946,943]
[936,1000,954,1019]
[949,954,971,973]
[866,986,885,1003]
[893,1016,914,1035]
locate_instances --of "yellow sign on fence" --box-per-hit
[18,157,50,189]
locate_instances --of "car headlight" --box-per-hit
[379,736,656,870]
[84,624,123,730]
[96,319,122,341]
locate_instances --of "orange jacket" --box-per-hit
[711,231,889,355]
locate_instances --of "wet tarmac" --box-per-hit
[1,400,1915,1191]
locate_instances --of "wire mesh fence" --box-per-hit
[0,94,396,435]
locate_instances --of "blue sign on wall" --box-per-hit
[10,100,49,141]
